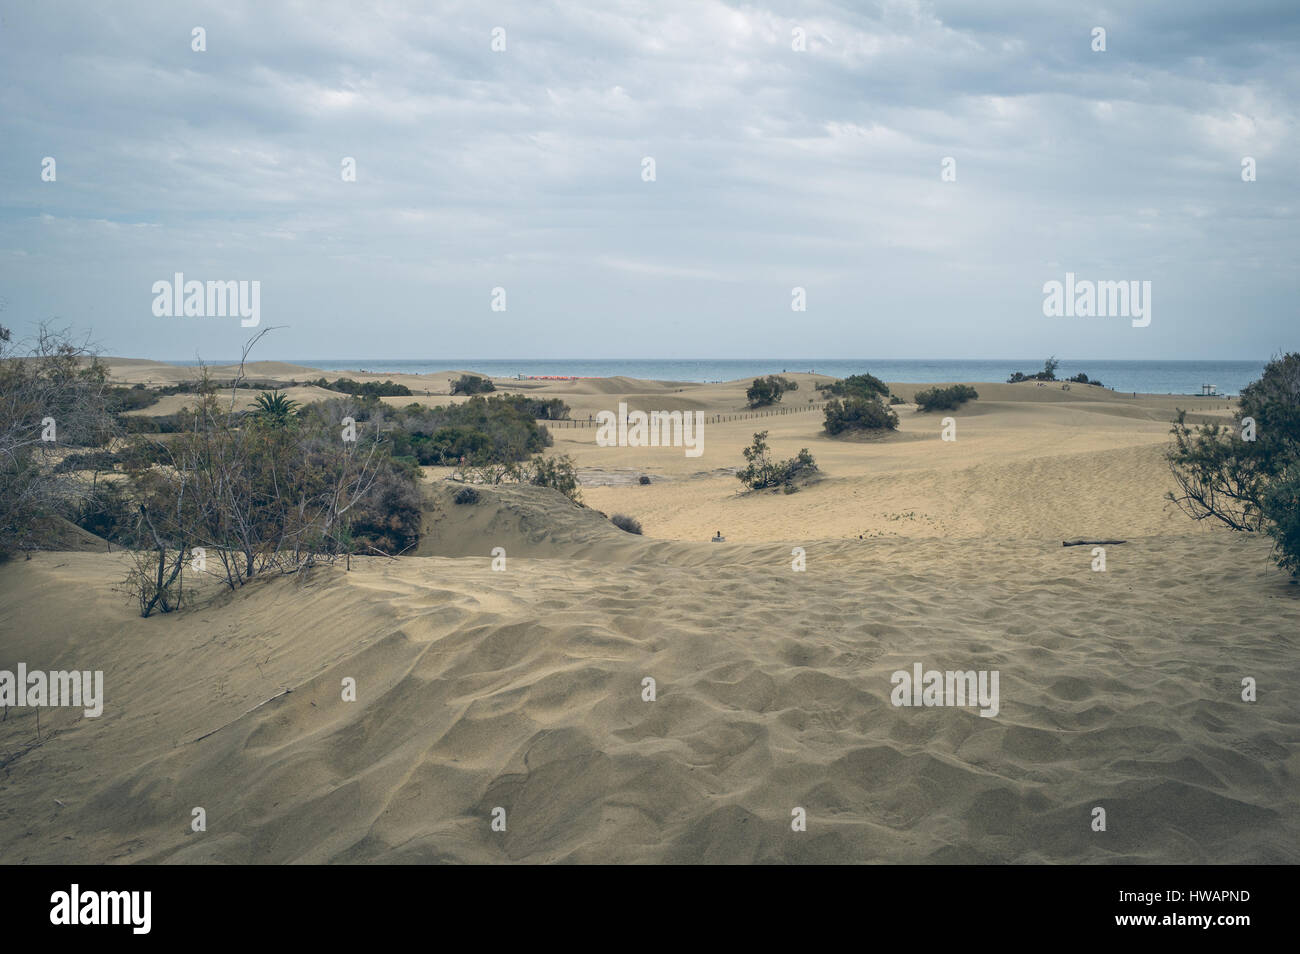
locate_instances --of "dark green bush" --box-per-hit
[73,479,140,546]
[454,486,480,505]
[345,459,423,555]
[1263,464,1300,575]
[389,396,552,465]
[117,414,185,434]
[914,385,979,412]
[312,377,412,398]
[118,436,180,469]
[486,394,570,420]
[823,396,899,435]
[450,374,496,395]
[746,375,797,408]
[105,385,162,413]
[1168,352,1300,575]
[823,372,890,401]
[1067,372,1103,386]
[1008,356,1060,383]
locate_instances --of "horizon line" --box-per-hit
[132,356,1275,364]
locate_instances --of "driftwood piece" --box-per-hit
[1062,539,1127,547]
[189,688,292,744]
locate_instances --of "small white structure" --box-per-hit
[1200,383,1218,396]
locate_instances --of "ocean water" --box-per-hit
[245,358,1269,396]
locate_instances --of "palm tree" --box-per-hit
[252,391,299,428]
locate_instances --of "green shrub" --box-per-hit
[105,385,162,413]
[502,395,570,420]
[452,453,583,504]
[451,374,496,395]
[823,396,899,435]
[746,375,797,408]
[1008,356,1060,384]
[914,384,979,412]
[0,324,115,559]
[395,426,490,465]
[121,385,424,606]
[824,372,889,401]
[74,479,140,545]
[345,461,423,555]
[738,431,818,491]
[524,454,581,502]
[118,436,180,469]
[117,413,185,434]
[1168,352,1300,575]
[1263,464,1300,575]
[312,377,412,398]
[1067,372,1103,386]
[389,395,552,465]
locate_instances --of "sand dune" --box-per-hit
[2,368,1295,864]
[1,522,1295,863]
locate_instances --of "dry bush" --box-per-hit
[0,322,115,558]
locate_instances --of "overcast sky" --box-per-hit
[1,0,1296,361]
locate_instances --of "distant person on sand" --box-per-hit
[712,530,725,542]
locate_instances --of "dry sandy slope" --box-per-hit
[562,389,1233,543]
[0,484,1297,864]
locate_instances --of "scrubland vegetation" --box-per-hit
[823,396,898,434]
[309,377,412,398]
[1167,352,1300,574]
[819,372,899,436]
[745,375,798,408]
[387,395,556,465]
[0,327,584,615]
[819,372,889,401]
[1007,356,1102,387]
[0,324,113,558]
[450,373,495,395]
[913,384,979,412]
[1008,356,1061,383]
[738,430,818,492]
